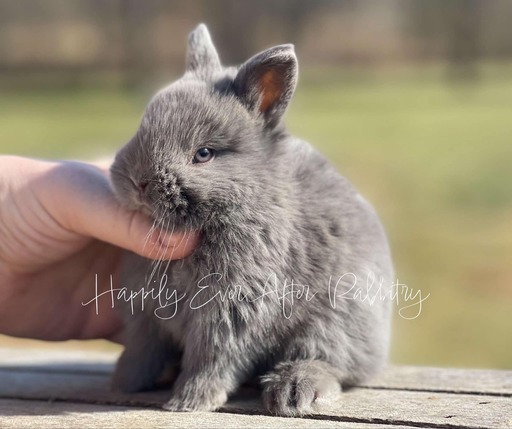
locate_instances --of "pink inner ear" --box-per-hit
[258,69,283,113]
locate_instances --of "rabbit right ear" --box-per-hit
[186,24,221,79]
[233,44,298,129]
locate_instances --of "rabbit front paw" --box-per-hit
[162,376,229,412]
[261,360,342,416]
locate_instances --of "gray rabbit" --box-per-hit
[110,23,394,416]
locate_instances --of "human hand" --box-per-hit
[0,156,198,342]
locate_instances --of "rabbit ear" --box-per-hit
[234,44,298,129]
[186,23,221,78]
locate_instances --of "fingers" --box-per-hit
[41,160,199,260]
[96,205,200,260]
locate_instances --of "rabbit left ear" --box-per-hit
[234,44,298,129]
[186,23,221,79]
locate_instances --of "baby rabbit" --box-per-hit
[110,24,394,416]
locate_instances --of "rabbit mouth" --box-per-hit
[148,193,201,229]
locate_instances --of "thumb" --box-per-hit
[40,161,199,260]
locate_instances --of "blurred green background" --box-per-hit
[0,0,511,369]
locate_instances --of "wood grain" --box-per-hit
[0,347,511,428]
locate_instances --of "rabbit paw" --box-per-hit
[162,385,228,412]
[261,360,342,416]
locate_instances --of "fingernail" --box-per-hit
[156,231,198,250]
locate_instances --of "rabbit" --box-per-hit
[109,23,394,416]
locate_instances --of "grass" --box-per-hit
[1,65,511,369]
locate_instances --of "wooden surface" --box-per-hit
[0,347,511,428]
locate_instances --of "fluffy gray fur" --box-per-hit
[110,23,394,416]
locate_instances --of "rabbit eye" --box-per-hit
[193,147,215,164]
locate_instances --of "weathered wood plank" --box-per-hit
[2,347,511,395]
[0,399,420,429]
[1,347,511,428]
[0,348,115,375]
[0,368,511,428]
[366,365,512,396]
